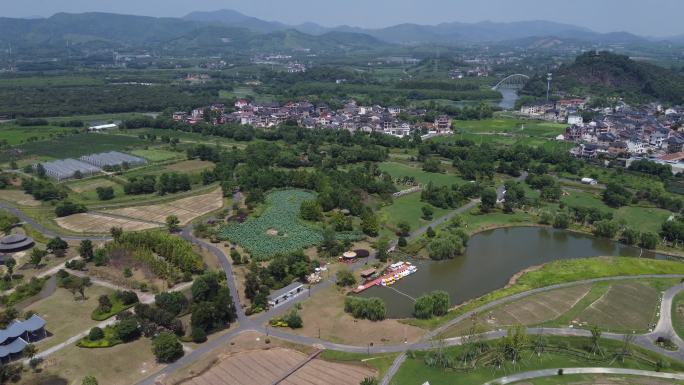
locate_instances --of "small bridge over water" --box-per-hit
[491,74,530,91]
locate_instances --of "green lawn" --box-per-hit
[380,193,449,234]
[672,291,684,341]
[615,206,672,234]
[378,161,466,187]
[393,336,684,385]
[561,190,610,210]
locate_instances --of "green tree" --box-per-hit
[421,205,434,220]
[376,238,389,262]
[602,183,632,207]
[426,226,436,238]
[336,269,357,287]
[300,200,323,221]
[78,240,94,261]
[592,220,619,238]
[152,332,184,363]
[47,237,68,257]
[414,295,435,319]
[361,211,379,237]
[640,232,659,249]
[0,213,19,235]
[110,227,123,241]
[97,295,112,313]
[480,188,497,213]
[29,248,47,268]
[23,343,37,360]
[82,376,99,385]
[116,318,141,342]
[95,186,115,201]
[88,327,104,341]
[553,213,570,229]
[191,327,207,343]
[621,228,639,245]
[427,234,464,260]
[165,215,180,233]
[4,257,16,280]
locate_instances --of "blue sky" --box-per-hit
[5,0,684,37]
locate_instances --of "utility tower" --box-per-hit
[546,73,552,102]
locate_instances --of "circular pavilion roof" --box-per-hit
[0,234,34,252]
[342,251,357,259]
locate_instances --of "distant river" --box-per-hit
[498,89,519,110]
[358,226,668,318]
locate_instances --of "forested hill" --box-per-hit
[522,51,684,105]
[0,13,391,56]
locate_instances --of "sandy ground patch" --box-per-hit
[281,285,425,346]
[56,213,159,233]
[0,189,41,206]
[104,188,223,225]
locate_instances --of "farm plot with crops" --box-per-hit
[220,189,323,259]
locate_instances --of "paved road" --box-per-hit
[484,367,684,385]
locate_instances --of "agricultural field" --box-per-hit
[181,347,375,385]
[56,213,159,233]
[103,187,224,225]
[66,178,122,194]
[164,159,214,173]
[443,284,592,337]
[378,161,465,187]
[443,280,665,337]
[13,132,144,160]
[129,148,184,162]
[0,123,73,145]
[220,189,323,259]
[573,281,660,332]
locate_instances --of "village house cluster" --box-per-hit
[533,101,684,173]
[172,99,453,138]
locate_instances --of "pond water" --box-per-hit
[358,226,668,318]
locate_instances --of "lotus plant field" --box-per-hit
[220,189,324,259]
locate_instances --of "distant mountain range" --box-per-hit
[0,9,681,57]
[184,9,667,45]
